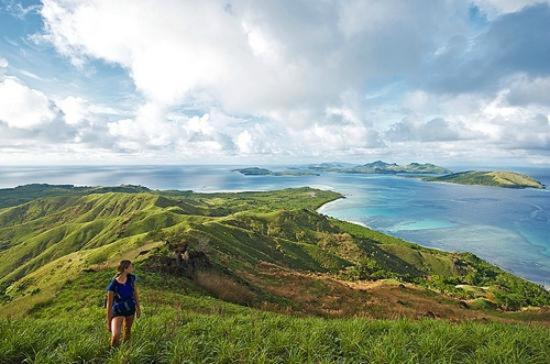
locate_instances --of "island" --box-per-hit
[236,161,451,176]
[340,161,452,175]
[233,167,319,176]
[424,170,545,189]
[302,161,451,174]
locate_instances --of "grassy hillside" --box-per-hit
[0,184,549,362]
[425,171,545,189]
[1,267,548,363]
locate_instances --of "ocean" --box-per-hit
[0,164,548,287]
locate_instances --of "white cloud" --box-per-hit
[386,117,482,143]
[3,0,41,19]
[236,130,253,154]
[0,77,56,129]
[39,0,471,118]
[56,96,89,125]
[505,75,550,106]
[473,0,550,17]
[0,0,543,165]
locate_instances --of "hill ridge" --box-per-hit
[0,185,548,321]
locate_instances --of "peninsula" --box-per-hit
[424,171,545,189]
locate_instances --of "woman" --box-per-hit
[106,260,142,347]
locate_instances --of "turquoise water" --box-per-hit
[0,165,548,287]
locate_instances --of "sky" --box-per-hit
[0,0,549,166]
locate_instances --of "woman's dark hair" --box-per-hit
[115,260,132,276]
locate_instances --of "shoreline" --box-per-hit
[314,189,550,290]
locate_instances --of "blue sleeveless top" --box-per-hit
[106,273,136,302]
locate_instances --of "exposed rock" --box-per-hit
[144,240,211,278]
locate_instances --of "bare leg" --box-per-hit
[110,316,124,348]
[123,315,135,342]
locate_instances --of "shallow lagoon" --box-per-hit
[0,165,548,287]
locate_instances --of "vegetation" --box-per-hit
[424,171,545,189]
[305,161,452,175]
[0,183,152,209]
[235,161,451,176]
[0,184,548,362]
[1,268,549,363]
[345,161,452,175]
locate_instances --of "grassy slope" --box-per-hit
[1,185,548,314]
[0,185,549,361]
[2,268,548,363]
[425,171,545,189]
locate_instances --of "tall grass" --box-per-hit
[1,306,548,363]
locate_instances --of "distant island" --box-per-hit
[234,165,545,190]
[424,171,545,189]
[332,161,452,175]
[236,161,451,176]
[233,167,319,176]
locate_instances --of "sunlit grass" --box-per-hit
[1,305,549,363]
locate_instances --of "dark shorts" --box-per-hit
[112,299,136,317]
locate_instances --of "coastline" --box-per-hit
[314,188,550,290]
[315,194,344,213]
[316,194,378,231]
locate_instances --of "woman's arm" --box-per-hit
[106,291,114,331]
[134,285,141,318]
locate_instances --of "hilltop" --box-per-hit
[0,184,548,361]
[1,184,547,317]
[424,171,545,189]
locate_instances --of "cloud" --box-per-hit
[0,77,57,129]
[39,0,469,117]
[56,96,90,125]
[56,95,120,126]
[505,75,550,106]
[0,0,544,165]
[0,67,126,158]
[426,3,550,94]
[2,0,41,19]
[386,118,481,142]
[472,0,550,17]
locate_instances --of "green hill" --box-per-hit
[424,171,545,189]
[346,161,452,175]
[301,161,452,175]
[0,184,548,362]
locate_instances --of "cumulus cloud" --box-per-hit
[56,96,92,125]
[386,118,481,142]
[0,77,57,129]
[38,0,468,119]
[426,3,550,94]
[505,75,550,106]
[0,0,547,164]
[473,0,550,17]
[0,67,126,159]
